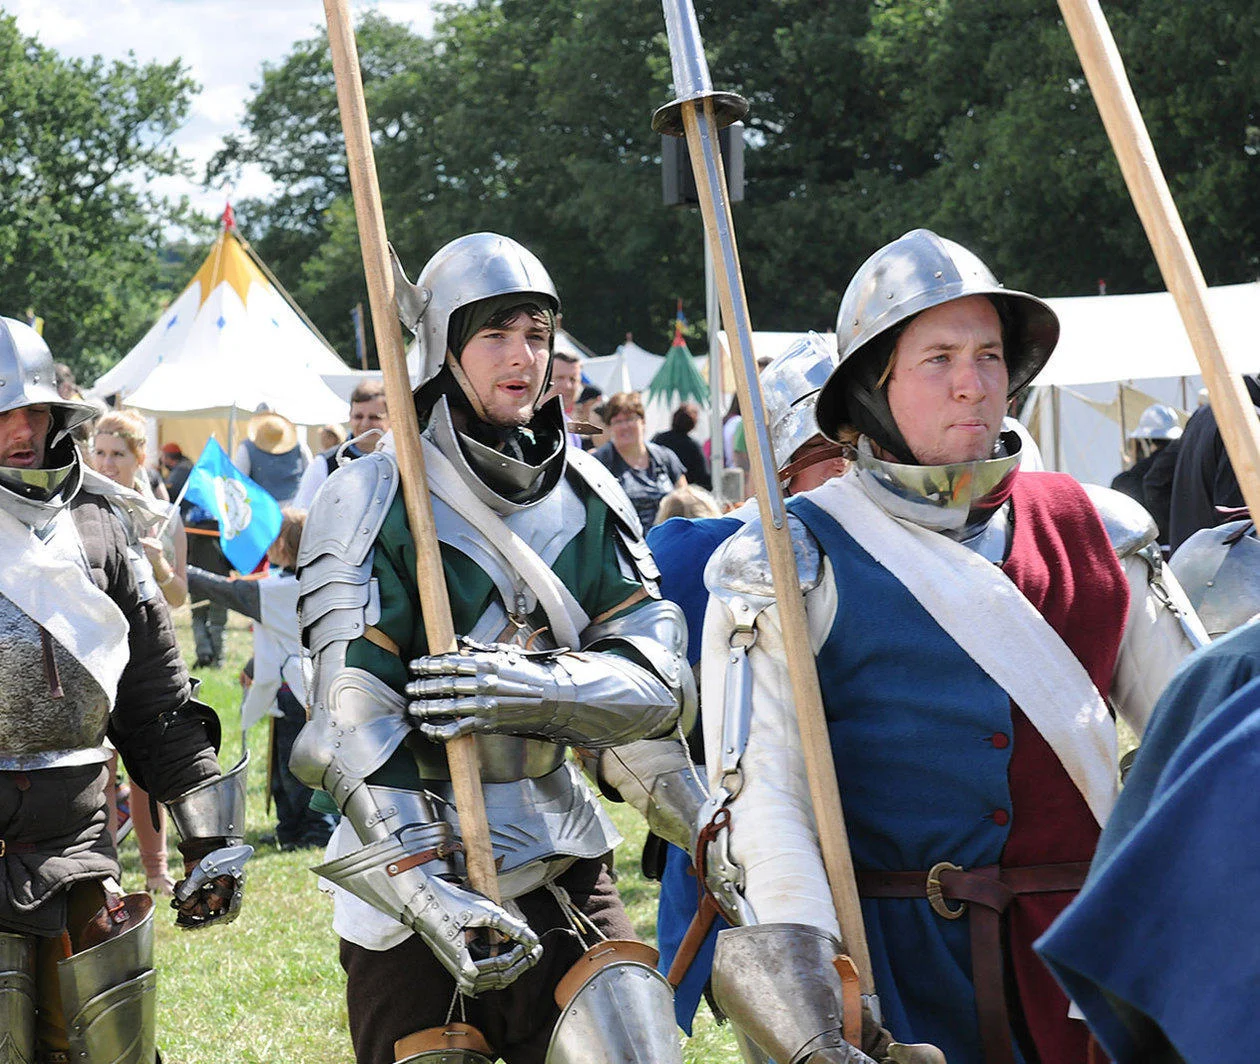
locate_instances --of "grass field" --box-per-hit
[125,609,742,1063]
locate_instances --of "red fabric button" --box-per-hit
[991,809,1010,826]
[990,732,1010,749]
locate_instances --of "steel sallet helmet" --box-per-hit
[761,331,839,471]
[1129,403,1183,441]
[0,317,95,434]
[392,233,560,391]
[815,229,1059,445]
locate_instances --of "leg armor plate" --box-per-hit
[393,1023,495,1064]
[57,895,157,1064]
[0,931,36,1064]
[710,924,874,1064]
[545,941,683,1064]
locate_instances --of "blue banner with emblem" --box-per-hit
[183,438,283,573]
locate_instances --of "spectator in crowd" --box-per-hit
[318,422,347,453]
[576,384,605,450]
[160,441,193,495]
[293,378,388,508]
[90,408,190,896]
[655,483,722,525]
[593,390,687,530]
[1168,377,1260,551]
[54,361,80,400]
[1110,403,1182,544]
[652,400,712,489]
[187,509,336,851]
[549,348,584,447]
[233,409,311,506]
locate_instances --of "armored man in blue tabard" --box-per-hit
[696,230,1208,1064]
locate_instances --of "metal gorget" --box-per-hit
[0,446,82,536]
[853,431,1022,535]
[425,395,566,516]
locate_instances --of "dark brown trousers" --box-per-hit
[341,856,636,1064]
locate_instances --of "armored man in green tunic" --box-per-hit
[291,234,701,1064]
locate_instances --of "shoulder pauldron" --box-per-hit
[297,452,399,655]
[705,514,823,604]
[1082,483,1158,560]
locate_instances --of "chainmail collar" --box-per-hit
[852,430,1022,534]
[424,394,567,516]
[0,440,83,535]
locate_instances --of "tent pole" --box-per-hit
[1117,382,1128,467]
[1180,375,1188,411]
[227,407,237,458]
[1052,386,1063,471]
[705,228,724,501]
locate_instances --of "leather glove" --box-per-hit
[409,874,543,996]
[173,837,252,930]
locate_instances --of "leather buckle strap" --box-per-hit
[857,861,1090,1064]
[666,806,731,988]
[385,841,465,877]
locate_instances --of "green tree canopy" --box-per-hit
[0,14,208,380]
[211,1,1259,361]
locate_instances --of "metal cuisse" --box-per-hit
[761,332,840,472]
[698,515,825,923]
[391,233,559,391]
[57,897,157,1064]
[0,931,36,1064]
[814,229,1059,442]
[711,924,876,1064]
[545,942,683,1064]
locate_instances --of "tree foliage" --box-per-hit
[212,0,1259,360]
[0,14,208,379]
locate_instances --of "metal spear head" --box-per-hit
[651,0,748,136]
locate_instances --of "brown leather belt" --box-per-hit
[857,861,1090,1064]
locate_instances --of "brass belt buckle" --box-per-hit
[926,861,965,919]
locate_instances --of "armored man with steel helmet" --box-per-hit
[291,233,695,1064]
[698,230,1207,1064]
[0,317,250,1064]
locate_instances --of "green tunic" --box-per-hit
[311,473,648,809]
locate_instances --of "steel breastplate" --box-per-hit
[0,592,111,769]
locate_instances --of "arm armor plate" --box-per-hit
[698,516,825,924]
[1084,484,1208,649]
[579,596,694,736]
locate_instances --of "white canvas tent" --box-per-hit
[91,225,350,431]
[581,337,664,398]
[1023,281,1260,485]
[713,282,1259,487]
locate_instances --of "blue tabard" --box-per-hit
[645,512,744,1031]
[790,495,1021,1063]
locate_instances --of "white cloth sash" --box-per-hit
[806,474,1118,826]
[0,504,130,710]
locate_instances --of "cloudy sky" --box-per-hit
[9,0,438,217]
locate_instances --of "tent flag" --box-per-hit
[184,439,283,574]
[648,303,710,406]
